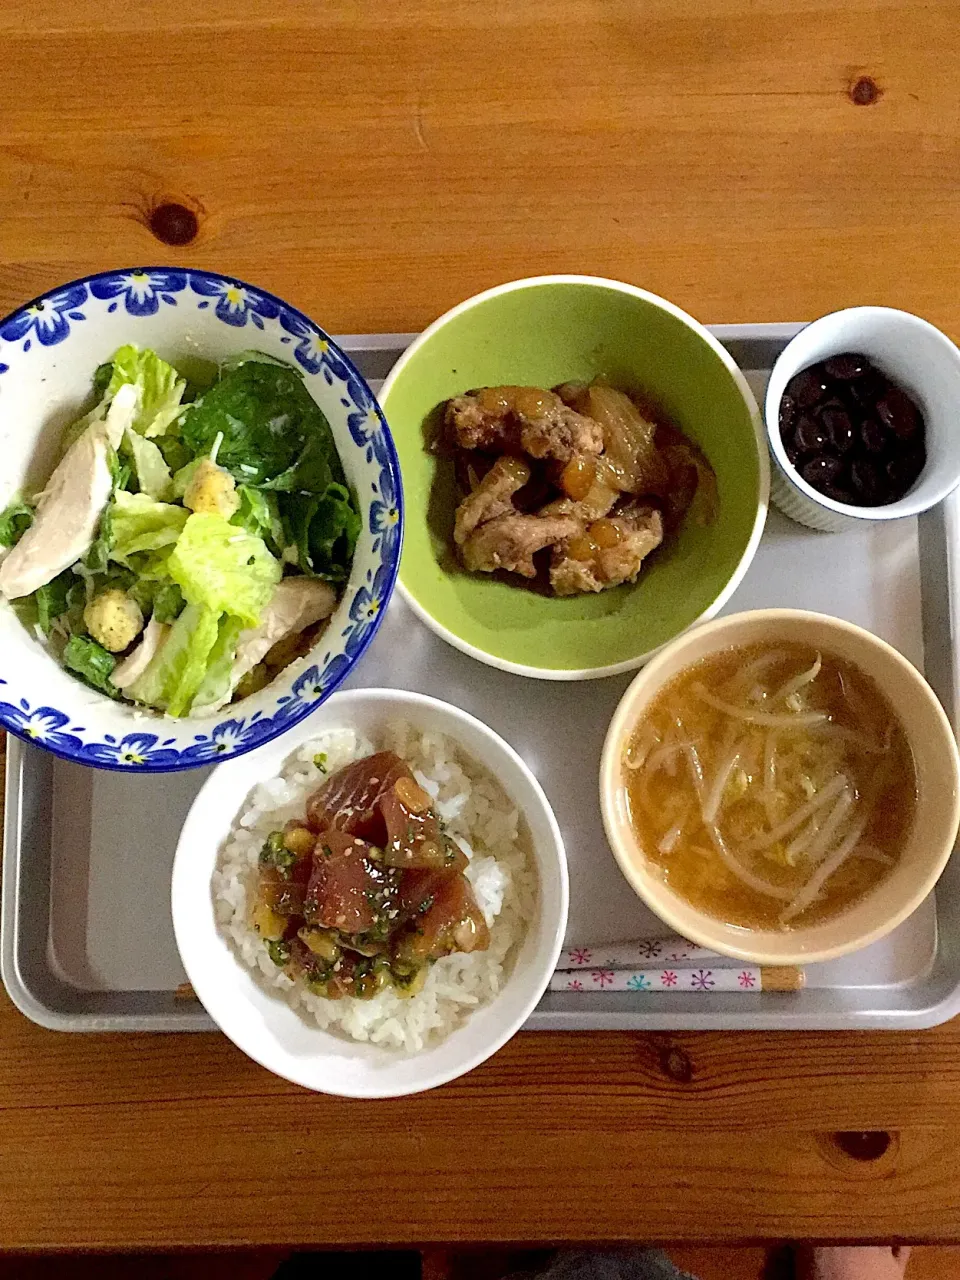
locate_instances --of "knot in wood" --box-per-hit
[659,1044,694,1083]
[149,203,199,246]
[850,76,881,106]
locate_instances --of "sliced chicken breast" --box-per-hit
[0,384,139,601]
[199,577,338,712]
[111,616,169,691]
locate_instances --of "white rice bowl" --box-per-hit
[172,688,568,1097]
[214,721,536,1052]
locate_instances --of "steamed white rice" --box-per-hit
[213,721,537,1052]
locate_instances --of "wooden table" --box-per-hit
[2,0,960,1252]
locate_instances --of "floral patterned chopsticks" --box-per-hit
[552,935,804,994]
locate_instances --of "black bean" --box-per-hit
[825,353,870,380]
[876,386,921,440]
[788,367,831,408]
[794,414,829,453]
[822,483,857,505]
[779,393,798,435]
[849,374,885,407]
[802,454,843,489]
[820,406,854,453]
[784,352,925,508]
[859,418,887,454]
[851,458,883,502]
[886,449,925,494]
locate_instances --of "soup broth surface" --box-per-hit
[623,642,917,929]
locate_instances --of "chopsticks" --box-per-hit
[550,965,803,993]
[558,936,718,969]
[553,935,805,994]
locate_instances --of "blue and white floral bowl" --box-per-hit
[0,268,403,771]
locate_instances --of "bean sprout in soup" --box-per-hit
[623,643,917,929]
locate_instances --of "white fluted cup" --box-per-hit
[765,307,960,532]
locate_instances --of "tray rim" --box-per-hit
[5,320,960,1034]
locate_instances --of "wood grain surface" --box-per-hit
[2,0,960,1252]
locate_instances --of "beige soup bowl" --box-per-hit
[599,609,960,965]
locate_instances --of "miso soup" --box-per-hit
[623,643,917,929]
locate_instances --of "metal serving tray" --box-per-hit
[5,324,960,1033]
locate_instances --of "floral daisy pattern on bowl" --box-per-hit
[0,283,89,352]
[190,274,280,329]
[82,731,183,769]
[0,699,85,756]
[345,563,394,653]
[280,308,332,375]
[90,269,187,316]
[0,267,403,771]
[370,495,401,555]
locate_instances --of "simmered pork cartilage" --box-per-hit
[445,378,717,597]
[445,387,604,461]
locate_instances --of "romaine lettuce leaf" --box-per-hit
[150,581,185,623]
[0,498,33,548]
[109,492,188,564]
[172,458,203,500]
[14,571,85,638]
[33,569,74,636]
[167,513,281,627]
[105,444,131,493]
[128,575,184,624]
[78,501,115,578]
[61,346,187,455]
[106,345,186,438]
[124,429,173,501]
[124,602,221,715]
[190,614,247,711]
[63,634,119,698]
[176,356,361,579]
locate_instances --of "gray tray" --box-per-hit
[5,325,960,1033]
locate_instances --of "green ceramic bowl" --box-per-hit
[379,275,769,679]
